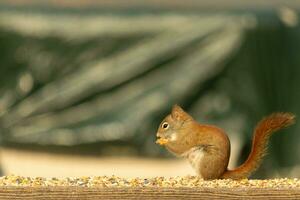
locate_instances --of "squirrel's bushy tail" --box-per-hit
[221,113,295,179]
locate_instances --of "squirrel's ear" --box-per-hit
[171,105,193,121]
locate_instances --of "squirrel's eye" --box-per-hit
[162,122,169,129]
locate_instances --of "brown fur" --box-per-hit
[221,112,295,179]
[156,105,295,180]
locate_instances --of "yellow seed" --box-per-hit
[156,138,169,145]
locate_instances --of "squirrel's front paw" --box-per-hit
[156,138,169,145]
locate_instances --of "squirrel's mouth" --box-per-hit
[156,137,169,145]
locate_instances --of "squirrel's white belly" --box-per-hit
[182,147,204,178]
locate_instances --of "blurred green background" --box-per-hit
[0,1,299,178]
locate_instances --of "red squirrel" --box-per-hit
[156,105,295,179]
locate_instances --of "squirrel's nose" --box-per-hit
[156,132,161,138]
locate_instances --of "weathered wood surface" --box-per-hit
[0,187,299,200]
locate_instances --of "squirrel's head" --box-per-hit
[156,105,193,147]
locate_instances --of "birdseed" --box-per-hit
[0,175,299,188]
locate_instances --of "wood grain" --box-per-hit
[0,187,299,200]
